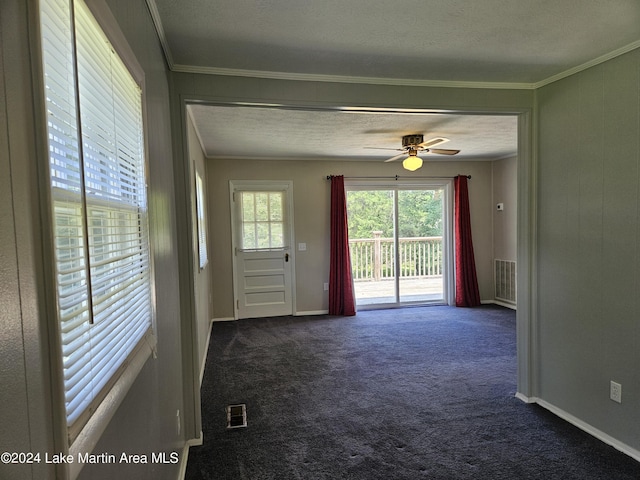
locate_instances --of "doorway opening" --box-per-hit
[346,181,452,308]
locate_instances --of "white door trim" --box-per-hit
[229,180,296,319]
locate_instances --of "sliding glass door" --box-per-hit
[346,183,450,307]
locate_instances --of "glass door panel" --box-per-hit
[346,190,396,306]
[397,189,444,303]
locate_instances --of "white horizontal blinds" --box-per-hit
[41,0,82,194]
[72,0,151,426]
[40,0,152,433]
[240,191,285,249]
[40,0,93,422]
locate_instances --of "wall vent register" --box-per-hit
[495,259,516,304]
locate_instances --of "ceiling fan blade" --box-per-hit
[428,148,460,155]
[363,147,403,151]
[384,153,407,163]
[418,137,449,148]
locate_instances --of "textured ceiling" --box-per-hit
[188,105,518,161]
[150,0,640,161]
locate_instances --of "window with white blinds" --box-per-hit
[39,0,152,441]
[195,170,208,268]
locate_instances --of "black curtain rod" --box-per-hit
[326,174,471,180]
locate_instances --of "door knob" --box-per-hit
[285,253,289,262]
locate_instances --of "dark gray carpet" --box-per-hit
[185,305,640,479]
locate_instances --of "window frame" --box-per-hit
[37,0,157,470]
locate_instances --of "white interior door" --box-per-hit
[231,182,294,319]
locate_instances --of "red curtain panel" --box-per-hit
[328,175,356,316]
[454,175,481,307]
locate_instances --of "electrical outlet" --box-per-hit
[324,282,329,291]
[610,381,622,403]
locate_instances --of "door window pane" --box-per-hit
[269,193,282,221]
[398,190,444,303]
[346,190,396,304]
[242,193,255,222]
[240,191,285,249]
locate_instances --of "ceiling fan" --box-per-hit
[371,134,460,171]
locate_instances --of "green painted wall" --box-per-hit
[537,48,640,451]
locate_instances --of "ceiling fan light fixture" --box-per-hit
[402,155,423,171]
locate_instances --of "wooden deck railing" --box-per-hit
[349,232,443,281]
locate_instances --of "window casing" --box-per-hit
[39,0,153,443]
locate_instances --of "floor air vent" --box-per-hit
[226,404,247,429]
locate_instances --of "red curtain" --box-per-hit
[328,175,356,316]
[454,175,481,307]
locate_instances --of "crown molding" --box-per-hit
[533,39,640,89]
[145,0,175,69]
[146,0,640,91]
[170,63,536,90]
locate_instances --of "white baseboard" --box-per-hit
[514,392,538,403]
[177,434,204,480]
[515,396,640,463]
[493,300,517,310]
[187,433,203,447]
[535,399,640,462]
[199,320,214,385]
[481,299,517,310]
[177,444,188,480]
[295,310,329,316]
[213,312,329,321]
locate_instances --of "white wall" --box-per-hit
[187,112,213,376]
[1,2,60,478]
[537,48,640,453]
[492,156,517,262]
